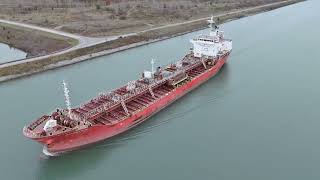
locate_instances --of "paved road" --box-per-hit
[0,0,297,69]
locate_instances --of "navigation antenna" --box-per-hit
[62,80,72,118]
[207,15,218,31]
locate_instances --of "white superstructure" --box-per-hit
[190,16,232,58]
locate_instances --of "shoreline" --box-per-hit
[0,22,78,57]
[0,0,305,83]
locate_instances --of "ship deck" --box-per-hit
[71,57,212,126]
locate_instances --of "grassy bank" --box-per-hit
[0,0,305,81]
[0,22,78,57]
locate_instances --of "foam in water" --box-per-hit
[42,147,59,157]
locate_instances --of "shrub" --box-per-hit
[96,4,101,10]
[119,16,127,20]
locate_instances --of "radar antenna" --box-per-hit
[62,80,72,118]
[207,15,218,31]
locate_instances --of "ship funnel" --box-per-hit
[62,80,72,118]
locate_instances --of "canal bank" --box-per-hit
[0,0,304,83]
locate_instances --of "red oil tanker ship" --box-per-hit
[23,17,232,155]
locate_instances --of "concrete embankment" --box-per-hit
[0,0,305,83]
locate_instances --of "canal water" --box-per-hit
[0,1,319,179]
[0,43,27,63]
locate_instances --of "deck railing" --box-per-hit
[79,54,209,120]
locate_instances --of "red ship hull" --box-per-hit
[32,54,229,154]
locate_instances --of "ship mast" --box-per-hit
[207,15,218,36]
[62,80,72,118]
[151,59,155,73]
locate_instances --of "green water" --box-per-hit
[0,1,320,179]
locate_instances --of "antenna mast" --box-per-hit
[151,59,155,73]
[207,15,218,36]
[62,80,72,118]
[207,15,217,31]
